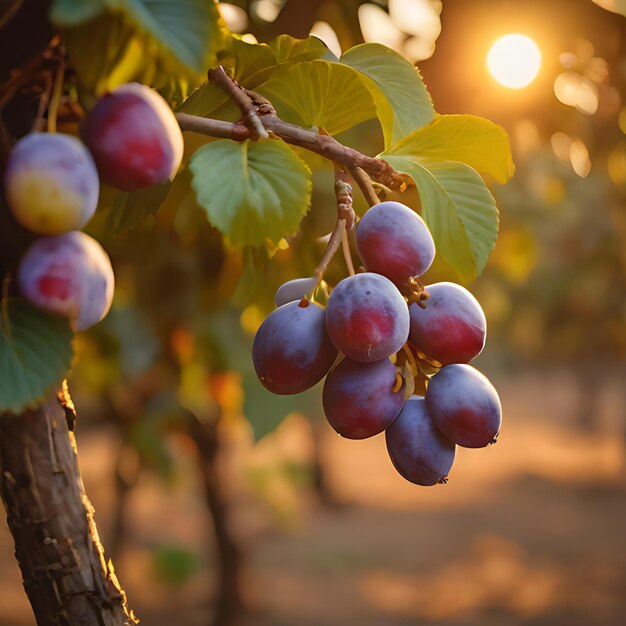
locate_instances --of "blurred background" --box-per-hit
[1,1,624,625]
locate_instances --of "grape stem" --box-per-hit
[349,167,379,207]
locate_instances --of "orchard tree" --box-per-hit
[0,1,513,624]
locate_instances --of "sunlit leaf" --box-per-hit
[189,139,312,246]
[268,34,330,64]
[256,60,377,135]
[385,114,514,183]
[340,43,434,146]
[382,156,498,282]
[0,300,74,414]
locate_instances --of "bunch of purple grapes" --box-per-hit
[253,201,502,486]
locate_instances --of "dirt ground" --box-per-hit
[1,368,624,626]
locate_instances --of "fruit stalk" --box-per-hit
[0,389,136,626]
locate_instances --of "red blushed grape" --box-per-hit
[426,364,501,448]
[81,83,183,191]
[323,357,405,439]
[252,301,338,395]
[386,396,455,486]
[274,277,318,307]
[17,232,114,331]
[356,201,435,287]
[325,273,409,362]
[409,282,486,365]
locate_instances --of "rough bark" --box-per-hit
[0,388,136,626]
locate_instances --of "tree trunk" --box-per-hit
[187,413,246,626]
[0,387,136,626]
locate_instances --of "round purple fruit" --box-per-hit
[325,273,409,362]
[409,282,486,365]
[426,364,501,448]
[252,301,338,395]
[81,82,183,191]
[356,201,435,287]
[17,231,114,331]
[323,357,405,439]
[274,277,318,307]
[4,133,99,235]
[386,396,455,486]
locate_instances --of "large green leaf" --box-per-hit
[340,43,434,147]
[256,60,377,135]
[51,0,228,101]
[0,300,74,414]
[385,114,514,183]
[383,156,498,283]
[179,35,330,117]
[189,139,312,246]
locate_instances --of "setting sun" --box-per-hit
[487,33,542,89]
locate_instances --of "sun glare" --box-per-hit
[487,34,541,89]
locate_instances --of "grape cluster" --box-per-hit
[253,201,502,486]
[3,83,183,331]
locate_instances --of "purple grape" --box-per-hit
[252,301,338,395]
[81,83,183,191]
[323,357,405,439]
[325,273,409,362]
[409,282,486,365]
[426,364,501,448]
[4,133,99,235]
[17,231,114,331]
[356,201,435,286]
[274,277,318,307]
[386,396,455,486]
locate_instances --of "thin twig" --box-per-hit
[349,166,380,207]
[313,219,346,283]
[47,61,65,133]
[208,66,269,140]
[334,167,356,275]
[174,113,408,191]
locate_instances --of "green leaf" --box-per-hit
[268,34,330,64]
[107,182,171,235]
[52,0,228,74]
[0,300,74,414]
[189,139,312,247]
[52,0,228,104]
[242,371,321,442]
[340,43,434,147]
[382,157,498,283]
[385,114,515,183]
[179,35,330,117]
[256,60,377,135]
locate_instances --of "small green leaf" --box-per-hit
[340,43,434,147]
[382,156,498,283]
[385,114,515,183]
[256,60,377,135]
[114,182,171,233]
[243,371,321,442]
[0,300,74,414]
[189,139,312,247]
